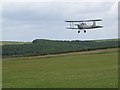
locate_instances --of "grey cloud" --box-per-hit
[2,2,118,41]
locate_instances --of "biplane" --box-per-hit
[65,19,103,33]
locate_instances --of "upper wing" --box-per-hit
[65,19,102,22]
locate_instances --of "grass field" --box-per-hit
[2,49,118,88]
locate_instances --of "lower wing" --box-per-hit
[66,27,78,29]
[82,26,103,29]
[66,26,103,29]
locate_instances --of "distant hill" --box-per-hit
[2,39,120,57]
[94,38,120,42]
[0,41,31,46]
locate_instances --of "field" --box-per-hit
[2,49,118,88]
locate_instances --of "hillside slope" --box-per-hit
[2,39,119,57]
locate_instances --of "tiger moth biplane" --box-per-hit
[65,19,103,33]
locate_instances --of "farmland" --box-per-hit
[2,48,118,88]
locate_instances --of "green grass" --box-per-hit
[2,51,118,88]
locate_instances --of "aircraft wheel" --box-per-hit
[84,30,86,33]
[78,31,80,33]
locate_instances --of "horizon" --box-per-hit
[1,38,119,42]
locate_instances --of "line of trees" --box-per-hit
[2,39,119,57]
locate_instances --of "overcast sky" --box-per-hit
[2,1,118,42]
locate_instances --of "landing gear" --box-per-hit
[84,30,86,33]
[78,30,80,33]
[78,30,86,33]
